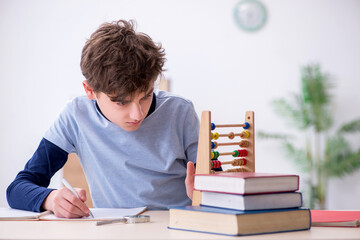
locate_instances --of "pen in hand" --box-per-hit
[61,178,94,218]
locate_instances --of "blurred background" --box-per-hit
[0,0,359,209]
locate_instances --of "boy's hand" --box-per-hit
[185,161,195,200]
[42,187,90,218]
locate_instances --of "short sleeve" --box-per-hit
[43,101,78,154]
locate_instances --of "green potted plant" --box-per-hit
[258,63,360,209]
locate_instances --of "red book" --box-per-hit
[194,172,299,195]
[311,210,360,227]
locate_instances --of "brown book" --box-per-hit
[168,205,311,236]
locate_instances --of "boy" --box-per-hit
[7,20,197,218]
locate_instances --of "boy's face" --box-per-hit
[83,80,154,132]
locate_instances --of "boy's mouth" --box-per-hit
[127,120,141,126]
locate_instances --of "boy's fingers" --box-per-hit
[186,161,195,180]
[74,188,87,202]
[62,188,90,216]
[57,200,86,218]
[185,161,196,200]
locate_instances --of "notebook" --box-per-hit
[0,206,147,221]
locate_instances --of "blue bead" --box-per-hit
[211,123,216,130]
[211,142,215,149]
[243,122,250,129]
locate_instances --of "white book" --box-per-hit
[194,172,299,194]
[201,191,302,210]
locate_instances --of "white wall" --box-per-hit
[0,0,359,209]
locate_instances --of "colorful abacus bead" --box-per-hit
[211,160,221,169]
[240,130,250,139]
[243,122,250,129]
[211,141,218,149]
[211,123,216,130]
[228,132,235,139]
[226,168,249,172]
[238,149,248,157]
[211,151,219,160]
[232,149,248,157]
[232,150,240,157]
[232,158,247,166]
[211,132,219,140]
[239,140,250,148]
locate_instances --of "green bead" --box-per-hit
[232,150,239,157]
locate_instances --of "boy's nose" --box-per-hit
[130,103,144,120]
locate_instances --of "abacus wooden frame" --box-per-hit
[192,110,255,206]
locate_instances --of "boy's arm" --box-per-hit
[6,138,68,212]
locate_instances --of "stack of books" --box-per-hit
[169,172,311,236]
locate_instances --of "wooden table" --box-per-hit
[0,210,359,239]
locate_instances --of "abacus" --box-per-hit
[192,111,255,206]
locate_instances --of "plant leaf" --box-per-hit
[300,64,334,132]
[271,97,309,130]
[338,118,360,133]
[282,141,310,172]
[257,131,290,140]
[325,136,360,177]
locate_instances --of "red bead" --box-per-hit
[242,158,247,165]
[238,149,248,157]
[216,160,221,168]
[211,160,221,169]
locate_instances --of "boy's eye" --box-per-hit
[142,93,152,100]
[116,101,127,106]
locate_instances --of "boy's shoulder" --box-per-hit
[65,95,93,108]
[155,90,193,105]
[150,90,198,126]
[60,95,96,117]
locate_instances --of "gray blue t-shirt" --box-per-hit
[43,90,199,209]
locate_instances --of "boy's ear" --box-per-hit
[82,80,96,100]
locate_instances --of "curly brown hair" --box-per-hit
[80,20,166,102]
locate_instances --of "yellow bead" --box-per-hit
[244,131,250,138]
[211,132,214,140]
[214,132,219,140]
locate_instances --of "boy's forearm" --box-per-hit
[6,138,68,212]
[6,177,54,212]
